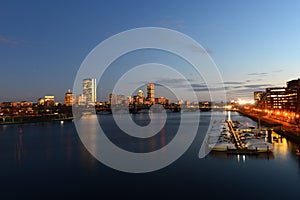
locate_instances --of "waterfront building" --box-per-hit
[286,78,300,115]
[38,98,45,106]
[78,94,87,106]
[132,90,145,105]
[185,100,190,106]
[0,101,34,115]
[1,101,33,108]
[83,78,97,103]
[147,83,155,103]
[254,78,300,123]
[134,95,144,104]
[117,95,125,105]
[109,93,117,105]
[108,93,126,106]
[177,100,183,105]
[286,79,300,123]
[265,87,287,110]
[155,97,169,105]
[44,95,55,106]
[127,96,133,104]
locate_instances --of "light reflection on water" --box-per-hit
[0,111,299,199]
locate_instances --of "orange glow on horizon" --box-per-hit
[237,98,255,105]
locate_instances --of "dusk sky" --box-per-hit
[1,0,300,102]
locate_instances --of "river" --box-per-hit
[0,111,299,199]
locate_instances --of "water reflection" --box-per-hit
[1,111,300,199]
[16,126,25,163]
[0,124,7,132]
[209,151,275,161]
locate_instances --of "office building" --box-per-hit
[78,94,87,106]
[254,78,300,123]
[286,78,300,115]
[83,78,97,103]
[44,95,55,106]
[147,83,155,103]
[64,89,74,106]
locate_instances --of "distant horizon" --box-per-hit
[1,76,299,104]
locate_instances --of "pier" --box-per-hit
[225,119,272,154]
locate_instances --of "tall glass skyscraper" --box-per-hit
[83,78,97,103]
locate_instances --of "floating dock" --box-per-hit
[225,120,272,154]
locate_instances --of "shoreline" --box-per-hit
[0,115,73,126]
[237,110,300,145]
[2,110,300,146]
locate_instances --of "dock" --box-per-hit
[225,120,272,154]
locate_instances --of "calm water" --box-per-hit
[0,111,299,199]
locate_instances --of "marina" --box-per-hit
[208,112,274,154]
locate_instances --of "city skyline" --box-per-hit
[1,1,300,102]
[3,77,300,107]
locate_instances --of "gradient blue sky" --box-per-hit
[0,0,299,102]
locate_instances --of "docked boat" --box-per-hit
[209,142,236,151]
[207,119,236,152]
[244,139,273,152]
[207,116,274,153]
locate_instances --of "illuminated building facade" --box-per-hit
[254,78,300,123]
[286,78,300,115]
[44,95,55,106]
[155,97,169,105]
[147,83,155,103]
[64,89,74,106]
[266,87,287,110]
[78,94,87,106]
[38,98,45,106]
[83,78,97,103]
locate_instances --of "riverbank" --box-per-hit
[0,115,73,125]
[238,110,300,145]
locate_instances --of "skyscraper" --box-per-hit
[64,89,74,106]
[147,83,155,103]
[83,78,97,103]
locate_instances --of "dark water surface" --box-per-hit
[0,112,299,199]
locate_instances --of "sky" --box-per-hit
[0,0,300,102]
